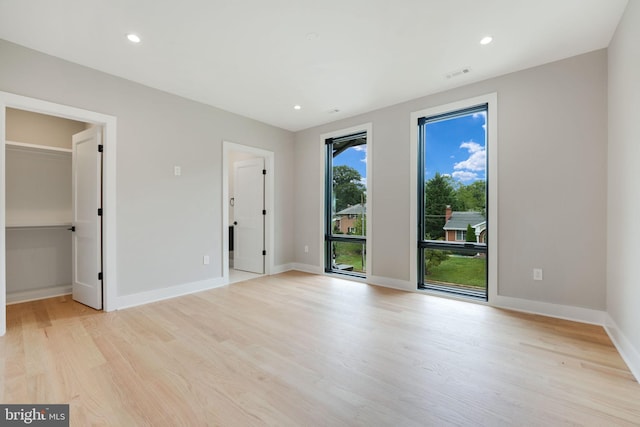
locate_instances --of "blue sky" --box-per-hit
[333,145,367,184]
[331,111,485,187]
[424,112,486,183]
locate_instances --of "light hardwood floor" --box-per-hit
[2,271,640,426]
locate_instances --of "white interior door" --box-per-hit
[233,158,264,274]
[72,127,102,309]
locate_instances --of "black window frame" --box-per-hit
[417,104,489,300]
[325,131,367,278]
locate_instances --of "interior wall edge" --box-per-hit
[605,314,640,382]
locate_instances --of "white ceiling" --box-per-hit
[0,0,628,132]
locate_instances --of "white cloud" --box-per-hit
[454,141,485,171]
[473,111,487,131]
[350,145,367,163]
[452,171,478,181]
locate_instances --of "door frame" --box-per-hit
[222,141,274,282]
[0,92,117,336]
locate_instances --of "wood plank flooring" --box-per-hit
[2,271,640,426]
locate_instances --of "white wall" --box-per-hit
[0,39,294,300]
[295,49,608,311]
[607,1,640,378]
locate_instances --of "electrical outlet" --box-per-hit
[533,268,543,281]
[304,245,309,253]
[174,166,181,176]
[203,255,210,265]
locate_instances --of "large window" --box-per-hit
[418,104,489,299]
[325,132,367,277]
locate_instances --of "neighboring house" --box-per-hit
[443,205,486,243]
[334,203,366,234]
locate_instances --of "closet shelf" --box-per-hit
[6,222,72,230]
[5,140,72,154]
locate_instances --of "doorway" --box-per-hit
[0,92,117,337]
[222,141,274,284]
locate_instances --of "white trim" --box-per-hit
[6,285,72,305]
[409,93,498,302]
[222,141,275,283]
[605,314,640,382]
[492,294,606,325]
[115,277,226,310]
[271,263,295,274]
[368,275,413,292]
[0,92,118,336]
[291,263,324,275]
[319,123,373,278]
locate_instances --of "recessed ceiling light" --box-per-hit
[480,36,493,45]
[127,33,141,43]
[293,105,302,110]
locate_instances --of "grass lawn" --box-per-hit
[334,242,365,273]
[427,255,486,288]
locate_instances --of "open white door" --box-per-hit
[233,158,264,274]
[72,127,102,309]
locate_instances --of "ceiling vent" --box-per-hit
[445,67,471,79]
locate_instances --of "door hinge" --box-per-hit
[98,208,103,216]
[98,272,103,281]
[262,209,266,215]
[98,144,103,152]
[262,169,266,175]
[262,250,266,256]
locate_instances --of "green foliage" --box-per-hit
[424,173,457,239]
[456,180,486,213]
[425,249,450,275]
[465,224,476,243]
[351,215,366,236]
[333,165,366,213]
[424,175,486,239]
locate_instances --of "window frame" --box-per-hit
[410,94,497,302]
[320,124,372,280]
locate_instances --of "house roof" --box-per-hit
[336,204,366,216]
[443,211,485,231]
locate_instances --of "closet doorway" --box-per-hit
[0,92,117,337]
[222,141,275,284]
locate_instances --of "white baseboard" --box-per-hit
[291,263,324,275]
[271,263,295,274]
[115,277,226,310]
[368,275,413,292]
[604,314,640,382]
[6,284,72,304]
[490,295,607,325]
